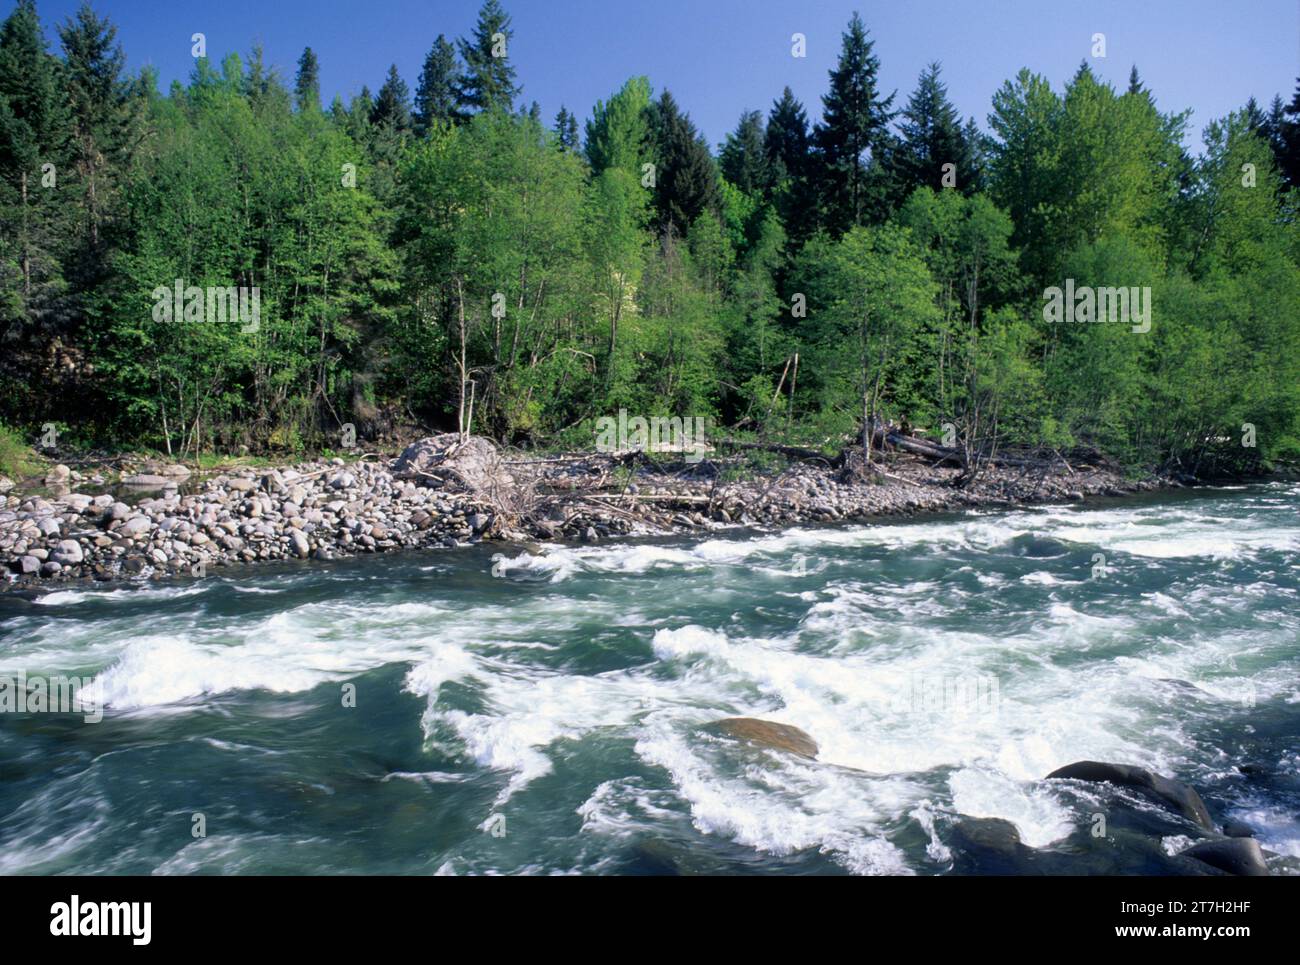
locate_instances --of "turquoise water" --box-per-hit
[2,483,1298,875]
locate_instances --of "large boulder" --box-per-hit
[393,434,511,493]
[948,817,1045,874]
[1045,761,1216,833]
[288,530,310,558]
[706,717,818,760]
[50,539,84,565]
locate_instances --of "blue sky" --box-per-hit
[16,0,1300,154]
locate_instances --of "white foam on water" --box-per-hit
[94,635,335,709]
[33,583,209,606]
[88,597,468,709]
[152,833,333,875]
[576,777,680,838]
[634,716,917,875]
[1227,807,1300,858]
[488,488,1299,596]
[407,647,714,806]
[1021,571,1070,586]
[1024,502,1300,560]
[491,543,708,582]
[948,767,1075,848]
[910,801,953,863]
[640,597,1243,857]
[0,781,112,874]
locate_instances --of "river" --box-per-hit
[2,483,1297,874]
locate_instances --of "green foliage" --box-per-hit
[719,109,769,194]
[584,76,652,177]
[889,62,982,197]
[813,12,896,234]
[648,91,721,236]
[455,0,518,116]
[294,47,320,113]
[90,65,397,454]
[0,422,38,479]
[371,64,412,134]
[0,3,1294,482]
[989,65,1186,285]
[414,35,460,134]
[800,223,938,437]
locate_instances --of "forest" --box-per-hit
[2,0,1299,479]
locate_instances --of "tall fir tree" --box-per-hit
[58,2,138,258]
[1281,77,1300,188]
[813,12,896,233]
[242,43,289,115]
[1261,94,1291,186]
[763,86,817,248]
[765,86,810,184]
[0,0,78,422]
[368,66,411,205]
[1127,65,1146,97]
[371,64,412,133]
[889,62,978,196]
[648,90,721,236]
[413,34,460,134]
[0,0,70,320]
[295,46,320,112]
[456,0,518,115]
[553,105,578,150]
[719,109,769,194]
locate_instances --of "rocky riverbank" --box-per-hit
[1,433,1167,589]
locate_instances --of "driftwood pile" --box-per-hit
[391,425,1140,542]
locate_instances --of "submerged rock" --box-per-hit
[121,473,170,487]
[953,817,1025,853]
[707,717,818,759]
[1045,761,1216,833]
[1179,838,1270,876]
[949,817,1046,874]
[624,839,685,876]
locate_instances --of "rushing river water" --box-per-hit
[1,483,1298,875]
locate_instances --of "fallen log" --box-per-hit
[880,430,1060,470]
[583,493,712,504]
[716,438,836,462]
[882,432,963,465]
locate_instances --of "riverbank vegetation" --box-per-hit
[2,1,1298,481]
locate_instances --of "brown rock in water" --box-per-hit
[708,717,818,759]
